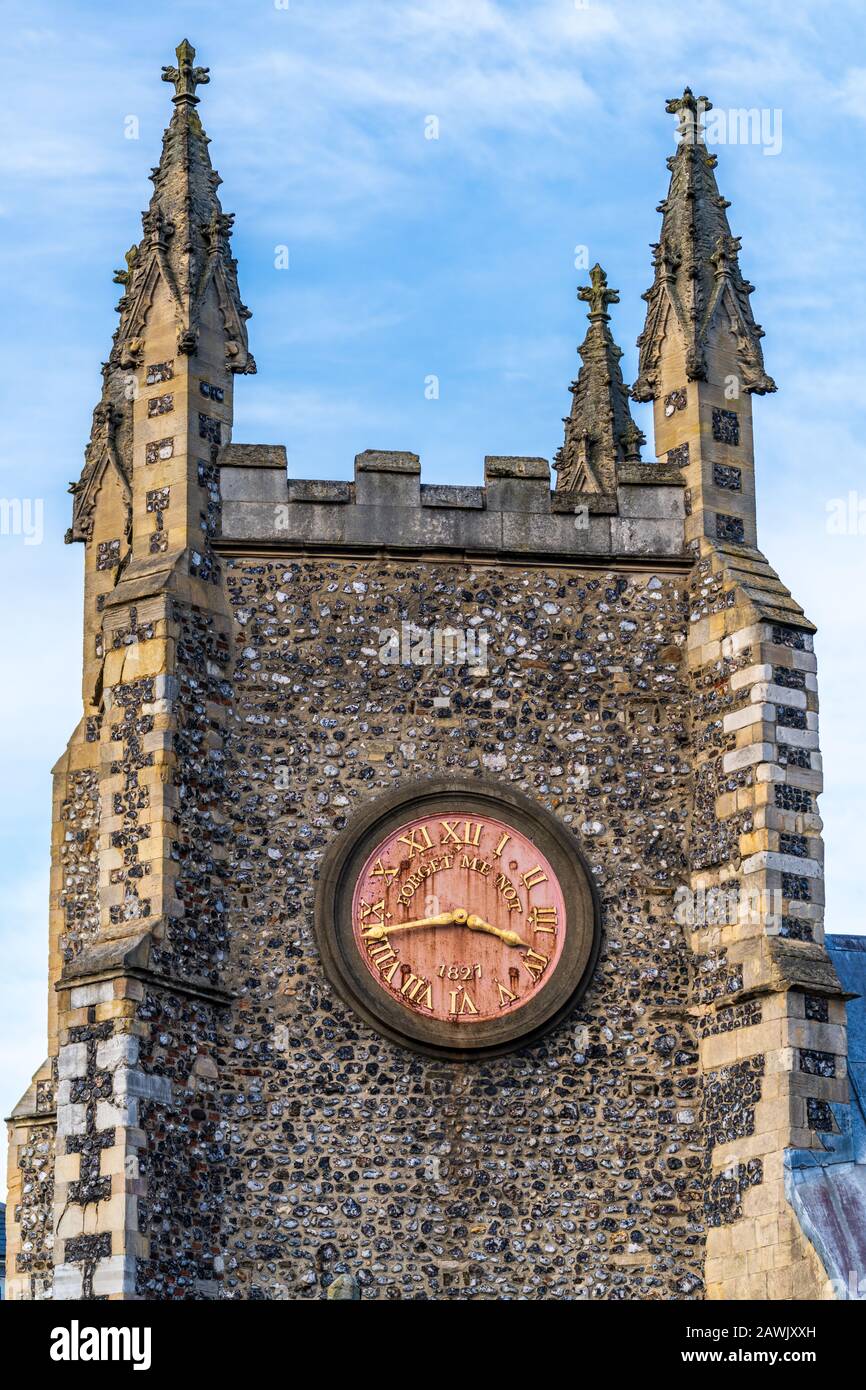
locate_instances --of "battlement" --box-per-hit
[217,448,688,562]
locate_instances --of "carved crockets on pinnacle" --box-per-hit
[632,87,775,402]
[68,41,255,546]
[67,398,132,546]
[111,39,254,369]
[554,264,645,495]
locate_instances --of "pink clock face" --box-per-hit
[351,812,567,1024]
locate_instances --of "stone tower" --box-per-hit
[7,40,253,1300]
[5,57,855,1302]
[635,89,848,1300]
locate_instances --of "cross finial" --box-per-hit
[666,87,711,146]
[161,39,210,105]
[578,264,619,322]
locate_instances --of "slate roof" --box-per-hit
[786,935,866,1299]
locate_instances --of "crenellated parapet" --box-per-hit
[217,449,686,562]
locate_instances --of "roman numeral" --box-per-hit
[396,825,433,857]
[359,898,386,926]
[494,979,518,1008]
[493,832,511,859]
[439,819,484,846]
[370,857,397,880]
[379,956,400,984]
[522,948,549,982]
[400,973,433,1009]
[448,986,479,1016]
[529,905,558,934]
[521,865,549,891]
[366,936,399,971]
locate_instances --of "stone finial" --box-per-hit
[554,264,643,494]
[634,88,775,401]
[161,39,210,105]
[577,263,619,322]
[665,87,712,146]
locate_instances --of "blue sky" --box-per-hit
[2,0,865,1180]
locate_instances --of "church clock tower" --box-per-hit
[5,56,851,1303]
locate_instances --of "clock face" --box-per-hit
[351,813,567,1024]
[316,781,600,1059]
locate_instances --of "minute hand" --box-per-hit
[362,910,458,941]
[464,914,529,948]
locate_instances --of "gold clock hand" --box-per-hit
[362,907,528,948]
[362,910,460,941]
[464,913,529,948]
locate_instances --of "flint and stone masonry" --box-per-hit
[5,53,855,1300]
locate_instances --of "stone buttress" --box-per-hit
[6,42,253,1299]
[636,90,849,1299]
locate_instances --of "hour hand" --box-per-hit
[464,913,529,948]
[362,910,458,941]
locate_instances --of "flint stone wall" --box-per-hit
[215,553,707,1299]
